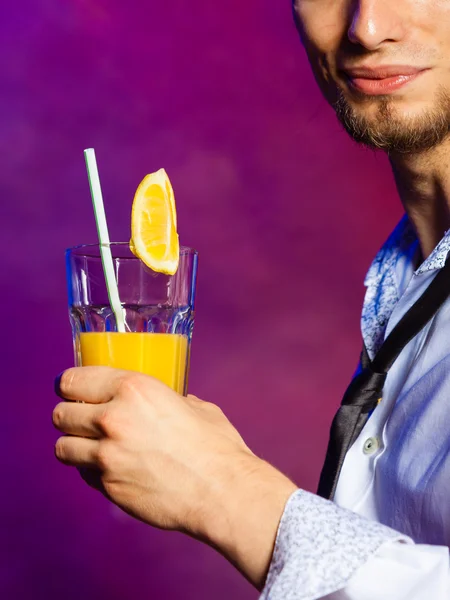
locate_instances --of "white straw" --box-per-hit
[84,148,126,333]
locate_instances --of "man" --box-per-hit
[52,0,450,597]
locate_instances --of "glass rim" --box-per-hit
[66,242,198,258]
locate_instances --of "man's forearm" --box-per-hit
[199,453,298,589]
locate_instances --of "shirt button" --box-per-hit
[363,437,380,455]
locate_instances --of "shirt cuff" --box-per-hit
[260,489,410,600]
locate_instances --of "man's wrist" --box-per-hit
[202,451,298,589]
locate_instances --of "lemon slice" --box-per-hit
[130,169,179,275]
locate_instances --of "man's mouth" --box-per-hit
[340,65,429,96]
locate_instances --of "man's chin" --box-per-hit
[333,90,450,154]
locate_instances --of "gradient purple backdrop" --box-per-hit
[1,2,403,599]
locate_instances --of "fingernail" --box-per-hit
[54,372,64,397]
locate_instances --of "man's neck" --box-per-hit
[390,142,450,260]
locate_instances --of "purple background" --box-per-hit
[2,2,402,599]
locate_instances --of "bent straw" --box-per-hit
[84,148,126,333]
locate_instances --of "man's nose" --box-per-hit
[348,0,406,50]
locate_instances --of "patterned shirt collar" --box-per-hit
[362,215,450,359]
[364,215,450,288]
[416,228,450,274]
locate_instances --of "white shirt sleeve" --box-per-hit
[325,541,450,600]
[260,490,450,600]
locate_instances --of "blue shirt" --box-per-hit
[261,216,450,599]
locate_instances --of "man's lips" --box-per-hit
[340,65,429,95]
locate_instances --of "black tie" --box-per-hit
[317,255,450,500]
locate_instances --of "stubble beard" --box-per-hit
[334,88,450,154]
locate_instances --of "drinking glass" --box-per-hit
[65,243,198,395]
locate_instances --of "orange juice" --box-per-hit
[79,332,189,394]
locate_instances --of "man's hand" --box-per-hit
[53,367,297,588]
